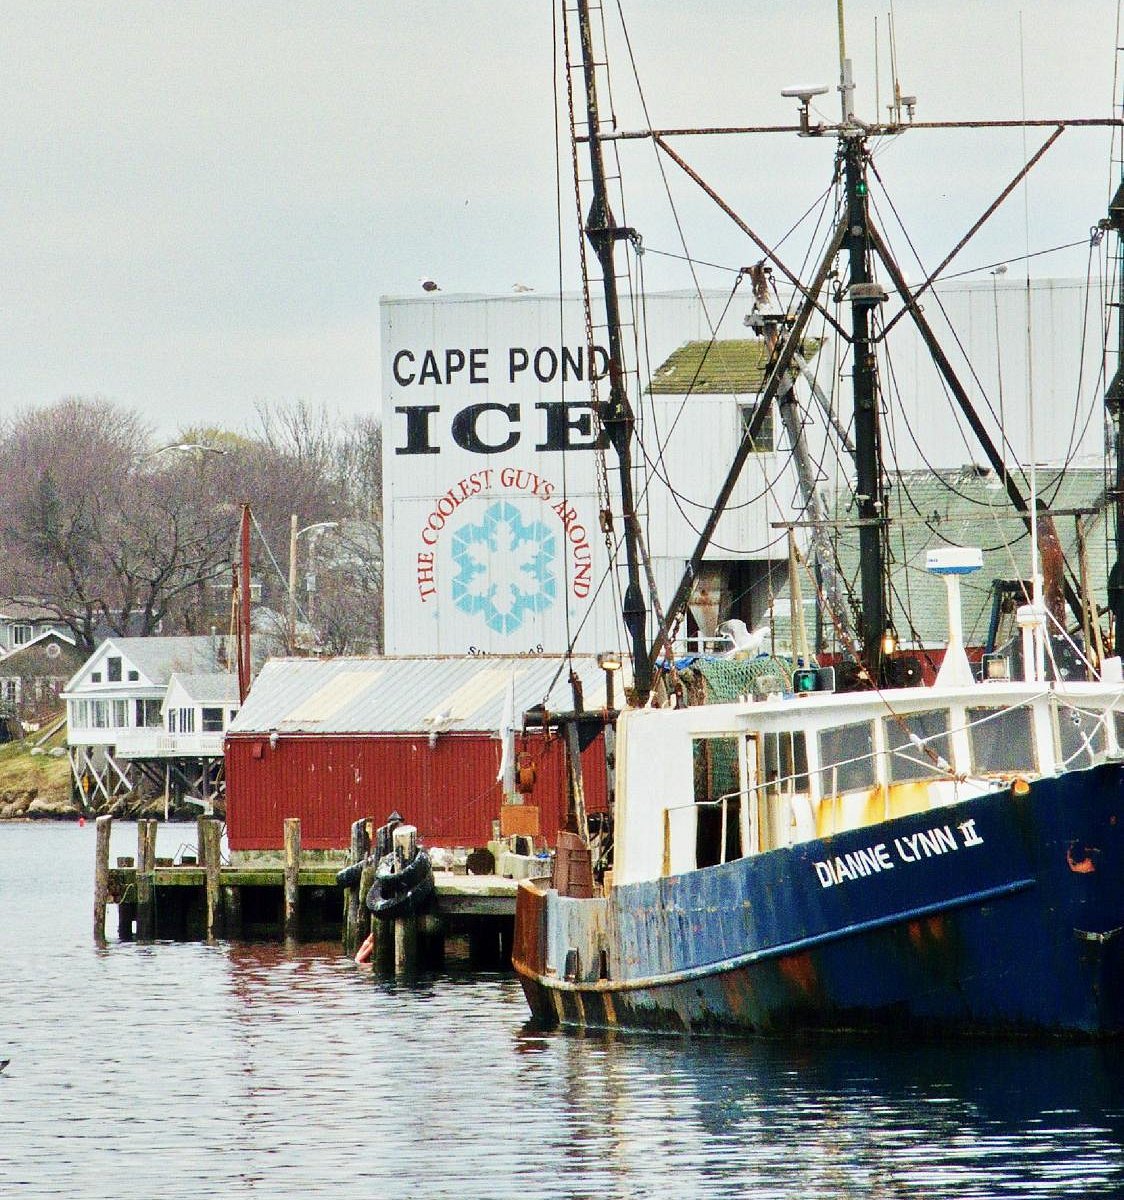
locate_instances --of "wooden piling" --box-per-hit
[343,818,370,957]
[136,818,157,941]
[283,817,301,941]
[394,914,419,976]
[94,815,112,945]
[222,885,242,937]
[201,818,223,940]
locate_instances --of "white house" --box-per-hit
[64,635,245,810]
[159,672,241,755]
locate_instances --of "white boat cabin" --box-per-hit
[612,677,1124,886]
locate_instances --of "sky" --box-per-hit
[0,0,1120,437]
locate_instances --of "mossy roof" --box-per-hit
[647,338,821,396]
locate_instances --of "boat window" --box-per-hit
[1056,704,1107,769]
[692,735,743,868]
[818,722,875,794]
[762,730,809,793]
[967,705,1036,774]
[884,709,952,782]
[1113,711,1124,755]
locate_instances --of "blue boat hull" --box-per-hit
[513,763,1124,1036]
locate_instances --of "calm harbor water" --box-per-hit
[4,822,1124,1198]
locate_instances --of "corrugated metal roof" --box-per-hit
[227,654,631,735]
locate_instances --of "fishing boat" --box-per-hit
[512,1,1124,1036]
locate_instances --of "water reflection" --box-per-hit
[3,822,1124,1198]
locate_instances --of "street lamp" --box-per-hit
[288,517,339,652]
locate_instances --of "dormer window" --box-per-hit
[11,624,32,646]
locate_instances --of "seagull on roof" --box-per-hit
[512,283,534,293]
[420,277,440,292]
[717,619,769,659]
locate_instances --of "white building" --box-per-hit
[381,281,1107,659]
[64,636,243,811]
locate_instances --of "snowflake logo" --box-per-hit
[450,500,557,633]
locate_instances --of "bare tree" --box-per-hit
[0,396,384,655]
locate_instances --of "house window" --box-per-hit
[1,679,18,704]
[90,672,102,684]
[11,624,32,647]
[112,700,130,728]
[135,698,162,728]
[128,671,139,682]
[106,657,122,683]
[738,399,775,452]
[170,708,195,734]
[201,707,224,733]
[90,700,109,728]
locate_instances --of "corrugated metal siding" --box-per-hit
[225,730,608,851]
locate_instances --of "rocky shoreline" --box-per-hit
[0,787,226,823]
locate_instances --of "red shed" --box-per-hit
[224,655,619,852]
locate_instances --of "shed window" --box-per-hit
[885,709,952,782]
[201,707,224,733]
[738,399,775,452]
[967,705,1036,774]
[818,721,876,794]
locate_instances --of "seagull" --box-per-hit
[512,283,534,293]
[717,618,769,658]
[420,278,440,292]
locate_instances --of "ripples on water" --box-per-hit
[3,822,1124,1198]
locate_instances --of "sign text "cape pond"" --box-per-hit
[813,820,984,888]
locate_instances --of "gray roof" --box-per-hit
[774,465,1110,652]
[169,672,241,705]
[227,654,630,736]
[108,636,232,684]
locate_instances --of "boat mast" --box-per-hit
[1105,172,1124,646]
[573,0,650,699]
[837,5,888,672]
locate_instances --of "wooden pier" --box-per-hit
[93,815,520,972]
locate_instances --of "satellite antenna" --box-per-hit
[780,85,829,134]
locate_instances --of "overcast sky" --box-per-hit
[0,1,1119,436]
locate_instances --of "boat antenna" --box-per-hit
[572,0,651,700]
[1104,37,1124,654]
[837,0,856,125]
